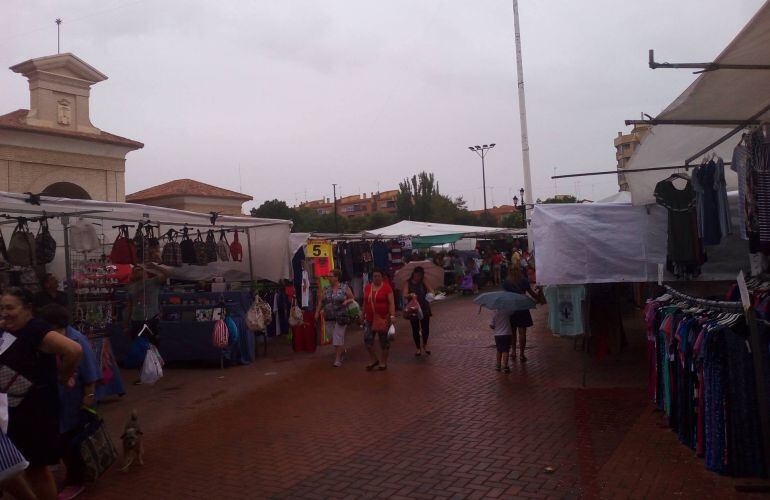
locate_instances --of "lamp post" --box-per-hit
[332,183,338,233]
[513,187,526,228]
[468,144,496,213]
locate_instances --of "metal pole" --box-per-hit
[56,18,61,54]
[245,228,254,280]
[481,152,488,213]
[332,183,338,233]
[61,215,74,318]
[512,0,534,249]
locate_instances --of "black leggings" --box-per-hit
[410,317,431,348]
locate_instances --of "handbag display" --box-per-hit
[7,220,36,267]
[193,230,208,266]
[110,226,137,265]
[216,230,231,262]
[288,299,304,327]
[212,317,229,348]
[180,228,196,264]
[73,408,118,482]
[35,219,57,264]
[230,229,243,262]
[205,230,218,263]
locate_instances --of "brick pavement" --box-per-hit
[77,296,765,499]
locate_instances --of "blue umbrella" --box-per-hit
[473,291,536,312]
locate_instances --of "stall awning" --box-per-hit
[628,0,770,205]
[365,220,524,239]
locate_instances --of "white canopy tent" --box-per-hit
[627,0,770,205]
[365,220,524,238]
[0,191,292,282]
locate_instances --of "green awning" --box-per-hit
[411,233,464,248]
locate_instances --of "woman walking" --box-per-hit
[0,287,83,500]
[315,269,355,367]
[503,257,540,362]
[363,270,395,371]
[402,266,434,356]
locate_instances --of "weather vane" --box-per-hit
[55,18,62,54]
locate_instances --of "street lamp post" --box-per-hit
[332,183,338,233]
[468,144,496,213]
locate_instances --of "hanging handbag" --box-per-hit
[205,230,218,263]
[70,219,100,253]
[246,295,272,331]
[212,316,229,348]
[35,219,57,264]
[230,229,243,262]
[73,408,118,482]
[179,228,196,264]
[225,314,239,344]
[193,230,208,266]
[0,230,9,270]
[161,231,182,267]
[7,220,36,267]
[216,230,231,262]
[110,226,137,265]
[132,222,146,263]
[289,299,304,327]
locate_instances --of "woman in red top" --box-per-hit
[363,269,395,371]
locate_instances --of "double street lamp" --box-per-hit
[512,187,526,223]
[468,144,496,213]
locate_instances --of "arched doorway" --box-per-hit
[41,182,92,200]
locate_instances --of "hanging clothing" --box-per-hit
[654,178,702,277]
[692,159,731,245]
[544,285,585,336]
[731,143,750,240]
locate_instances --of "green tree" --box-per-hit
[501,211,525,228]
[542,195,577,204]
[397,172,439,221]
[250,199,296,220]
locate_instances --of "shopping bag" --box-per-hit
[387,324,396,342]
[140,345,164,385]
[403,297,422,320]
[74,408,118,482]
[122,336,150,369]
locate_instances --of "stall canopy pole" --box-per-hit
[684,101,770,165]
[551,163,733,180]
[246,228,254,281]
[60,214,74,319]
[648,49,770,72]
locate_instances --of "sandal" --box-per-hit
[377,365,388,371]
[424,350,431,356]
[415,351,422,357]
[366,361,380,371]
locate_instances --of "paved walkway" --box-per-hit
[79,296,764,499]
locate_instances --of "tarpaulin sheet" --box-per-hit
[532,193,749,285]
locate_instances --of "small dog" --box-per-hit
[120,409,144,472]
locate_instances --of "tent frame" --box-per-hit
[648,49,770,72]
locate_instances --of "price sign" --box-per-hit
[307,240,332,259]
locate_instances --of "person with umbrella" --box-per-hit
[503,254,541,362]
[401,266,435,356]
[473,289,538,371]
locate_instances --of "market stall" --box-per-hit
[535,1,770,480]
[0,190,293,378]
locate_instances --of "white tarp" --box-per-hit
[532,193,749,285]
[627,1,770,205]
[365,220,524,238]
[0,191,292,282]
[658,0,770,123]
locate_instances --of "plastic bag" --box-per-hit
[140,345,164,385]
[347,301,361,320]
[387,323,396,341]
[403,297,423,320]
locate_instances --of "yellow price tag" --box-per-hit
[308,240,332,259]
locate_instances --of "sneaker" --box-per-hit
[495,365,501,372]
[503,366,511,374]
[333,361,342,368]
[58,485,85,500]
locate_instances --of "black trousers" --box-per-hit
[60,428,86,485]
[410,317,431,348]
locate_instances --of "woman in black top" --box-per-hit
[402,267,434,356]
[0,288,82,500]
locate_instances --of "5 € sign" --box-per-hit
[308,240,332,259]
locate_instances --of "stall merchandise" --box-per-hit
[644,287,769,477]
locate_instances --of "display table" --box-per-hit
[110,291,265,365]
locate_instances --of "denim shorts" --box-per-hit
[364,323,390,349]
[494,335,512,353]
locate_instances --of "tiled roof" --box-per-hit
[470,205,517,216]
[0,109,143,149]
[126,179,253,202]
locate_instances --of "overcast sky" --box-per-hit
[0,0,765,210]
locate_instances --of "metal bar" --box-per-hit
[551,162,732,180]
[649,49,770,71]
[61,215,75,320]
[685,101,770,165]
[245,228,254,281]
[624,119,760,126]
